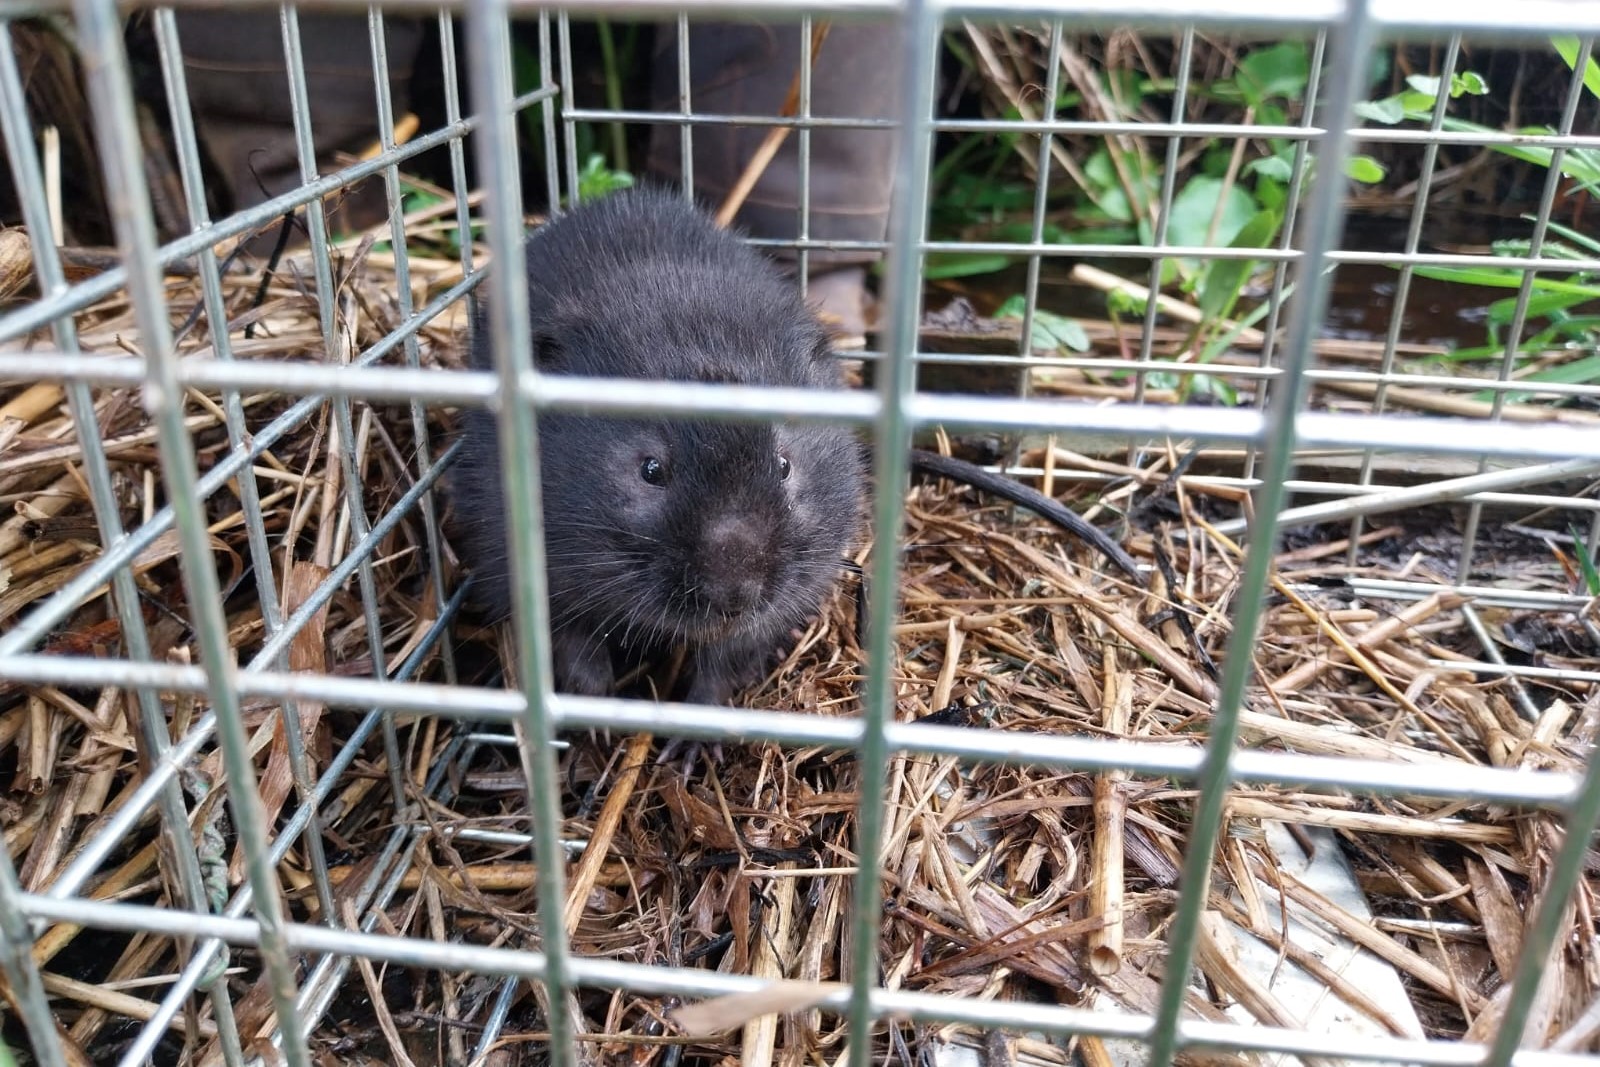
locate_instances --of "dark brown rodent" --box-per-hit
[450,186,866,707]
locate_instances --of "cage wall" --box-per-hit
[0,1,1597,1066]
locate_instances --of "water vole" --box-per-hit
[450,186,866,707]
[450,185,1142,708]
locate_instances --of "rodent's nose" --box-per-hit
[699,515,766,615]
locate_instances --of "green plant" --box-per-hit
[1357,42,1600,398]
[995,294,1090,352]
[1570,522,1600,595]
[568,153,634,206]
[924,34,1386,402]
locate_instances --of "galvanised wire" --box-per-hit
[109,585,469,1067]
[1461,602,1548,724]
[1013,17,1066,415]
[1144,2,1377,1064]
[1242,29,1323,487]
[370,1,462,700]
[0,26,247,1062]
[796,14,814,288]
[0,0,1595,1063]
[162,0,340,932]
[0,269,482,655]
[15,888,1600,1067]
[280,5,396,890]
[1128,23,1196,411]
[20,343,1600,400]
[1348,32,1458,564]
[15,344,1600,465]
[53,0,315,1062]
[538,11,562,217]
[0,0,1595,37]
[463,1,578,1063]
[846,0,936,1061]
[1456,36,1598,584]
[0,646,1582,808]
[0,98,520,345]
[0,0,1596,35]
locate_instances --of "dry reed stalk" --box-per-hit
[1269,577,1444,729]
[1464,854,1523,982]
[1321,378,1600,424]
[1229,797,1514,843]
[565,731,654,935]
[46,967,219,1038]
[63,932,168,1048]
[1070,262,1267,346]
[742,863,797,1067]
[1270,590,1464,693]
[6,149,1597,1064]
[1087,636,1129,977]
[1233,710,1455,764]
[342,898,420,1067]
[0,472,82,557]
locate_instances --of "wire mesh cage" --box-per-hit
[0,0,1597,1065]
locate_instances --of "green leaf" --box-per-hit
[1248,152,1295,183]
[1199,278,1291,363]
[922,251,1013,280]
[1344,155,1387,183]
[1482,290,1598,328]
[996,295,1091,353]
[1542,217,1600,257]
[1405,73,1443,97]
[1187,372,1241,406]
[1398,90,1442,114]
[1570,522,1600,595]
[1415,264,1600,298]
[1552,36,1600,101]
[1255,172,1287,212]
[1082,146,1143,221]
[572,153,634,204]
[1454,70,1490,96]
[1196,207,1282,323]
[1105,286,1149,317]
[1473,356,1600,405]
[1354,97,1407,125]
[1168,175,1258,250]
[1235,42,1311,105]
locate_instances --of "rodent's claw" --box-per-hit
[655,738,725,778]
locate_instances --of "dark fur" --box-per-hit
[451,186,865,706]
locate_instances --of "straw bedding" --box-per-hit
[0,190,1596,1065]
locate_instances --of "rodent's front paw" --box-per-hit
[684,670,737,709]
[551,627,616,696]
[654,738,724,776]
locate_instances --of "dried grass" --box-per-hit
[0,178,1596,1066]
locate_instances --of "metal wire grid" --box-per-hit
[0,1,1594,1066]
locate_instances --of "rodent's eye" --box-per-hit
[777,455,792,481]
[639,457,667,486]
